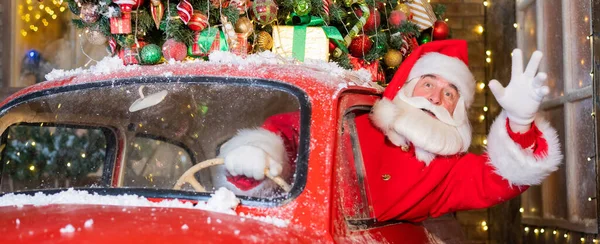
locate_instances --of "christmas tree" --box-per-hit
[3,125,107,182]
[61,0,451,83]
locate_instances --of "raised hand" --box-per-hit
[488,49,549,125]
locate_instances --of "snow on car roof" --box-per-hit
[44,51,380,92]
[0,187,289,227]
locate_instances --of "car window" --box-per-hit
[122,137,193,189]
[337,109,372,219]
[0,79,307,202]
[0,124,114,192]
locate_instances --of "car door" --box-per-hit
[331,92,433,243]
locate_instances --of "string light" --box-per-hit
[541,229,545,233]
[483,106,488,112]
[19,0,66,36]
[475,25,484,34]
[513,23,518,28]
[483,1,489,7]
[524,227,529,232]
[519,207,524,213]
[553,230,558,235]
[478,82,486,90]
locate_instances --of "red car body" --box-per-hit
[0,62,460,243]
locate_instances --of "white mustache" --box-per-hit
[397,92,459,126]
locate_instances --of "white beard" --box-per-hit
[371,90,472,165]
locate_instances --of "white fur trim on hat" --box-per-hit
[407,52,476,106]
[485,111,563,186]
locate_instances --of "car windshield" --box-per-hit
[0,78,306,202]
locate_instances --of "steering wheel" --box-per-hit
[173,158,292,192]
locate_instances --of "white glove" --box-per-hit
[489,49,550,125]
[223,145,283,180]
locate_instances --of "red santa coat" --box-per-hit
[236,109,561,223]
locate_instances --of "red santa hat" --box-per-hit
[383,40,476,107]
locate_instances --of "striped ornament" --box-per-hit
[406,0,436,30]
[177,0,193,24]
[188,11,209,32]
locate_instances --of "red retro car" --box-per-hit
[0,58,463,243]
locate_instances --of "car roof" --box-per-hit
[0,60,381,109]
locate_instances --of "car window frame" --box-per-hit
[0,76,312,207]
[334,92,407,232]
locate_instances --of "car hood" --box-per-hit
[0,204,316,243]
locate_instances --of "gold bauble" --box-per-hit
[151,0,161,6]
[383,49,403,68]
[235,17,254,37]
[256,31,273,51]
[86,28,107,45]
[395,3,411,15]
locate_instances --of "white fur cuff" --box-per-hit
[218,128,288,165]
[486,111,563,186]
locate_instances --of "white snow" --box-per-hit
[181,224,189,230]
[84,219,94,228]
[238,212,290,228]
[44,51,380,92]
[0,187,289,227]
[59,224,75,234]
[45,56,138,81]
[15,218,20,226]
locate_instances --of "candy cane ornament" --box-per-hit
[177,0,193,24]
[333,0,369,58]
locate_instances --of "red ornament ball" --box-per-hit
[162,39,188,61]
[251,0,278,26]
[388,10,407,28]
[188,11,209,32]
[329,41,336,52]
[433,20,450,40]
[363,8,380,33]
[349,35,373,58]
[355,8,380,33]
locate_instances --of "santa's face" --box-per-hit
[411,74,460,115]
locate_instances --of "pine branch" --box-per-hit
[396,21,421,37]
[332,54,353,70]
[389,33,403,50]
[364,32,388,63]
[433,4,447,20]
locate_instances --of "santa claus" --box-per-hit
[216,40,562,222]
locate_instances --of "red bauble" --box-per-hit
[329,41,336,52]
[132,0,145,9]
[113,0,145,10]
[433,20,450,40]
[356,8,380,33]
[388,10,407,28]
[162,39,187,61]
[188,11,209,32]
[348,35,372,58]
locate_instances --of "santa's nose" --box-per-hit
[428,93,441,104]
